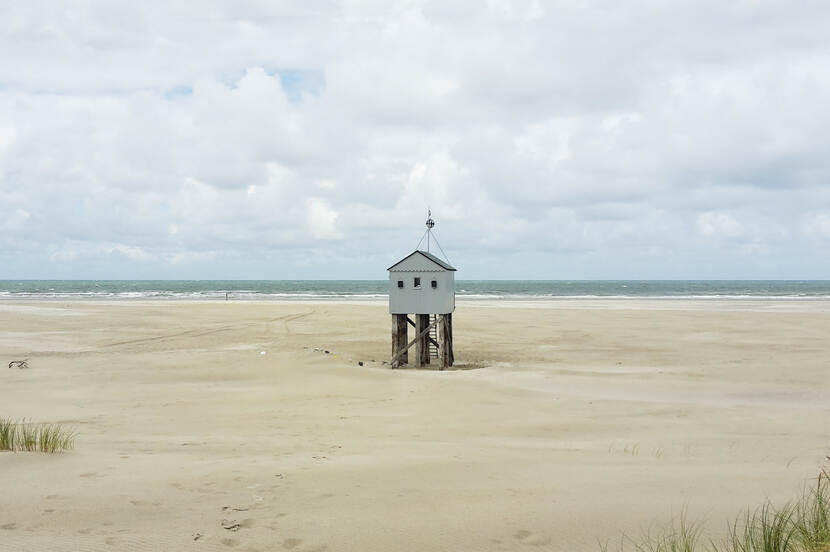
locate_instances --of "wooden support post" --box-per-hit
[407,316,439,349]
[415,314,424,368]
[391,315,398,367]
[417,314,430,367]
[390,317,439,366]
[438,314,449,370]
[391,314,408,367]
[447,313,454,366]
[399,315,408,365]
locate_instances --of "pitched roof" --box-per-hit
[387,250,456,272]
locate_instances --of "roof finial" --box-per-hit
[425,209,435,252]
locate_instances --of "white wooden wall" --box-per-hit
[388,270,455,314]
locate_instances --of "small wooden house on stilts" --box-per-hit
[388,212,456,369]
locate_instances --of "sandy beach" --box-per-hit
[1,299,829,551]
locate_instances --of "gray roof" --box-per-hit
[387,250,457,271]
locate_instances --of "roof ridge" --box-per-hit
[387,250,456,271]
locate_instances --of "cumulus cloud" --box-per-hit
[1,0,830,278]
[697,212,745,239]
[804,213,830,239]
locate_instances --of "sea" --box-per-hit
[1,280,829,301]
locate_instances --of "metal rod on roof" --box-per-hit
[426,209,435,253]
[431,233,452,267]
[415,228,428,251]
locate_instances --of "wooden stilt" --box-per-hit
[391,314,408,367]
[438,314,449,370]
[391,313,452,369]
[447,313,454,366]
[417,314,430,366]
[415,314,424,368]
[390,317,439,366]
[407,316,439,349]
[391,315,397,365]
[391,315,399,367]
[400,315,409,365]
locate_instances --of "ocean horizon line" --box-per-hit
[2,278,830,281]
[2,279,830,301]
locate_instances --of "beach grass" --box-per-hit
[793,475,830,552]
[0,418,75,453]
[607,466,830,552]
[609,512,702,552]
[716,502,797,552]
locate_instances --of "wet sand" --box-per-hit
[1,300,829,551]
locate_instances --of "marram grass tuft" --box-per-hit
[0,418,75,453]
[605,460,830,552]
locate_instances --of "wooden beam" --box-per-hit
[407,316,439,348]
[391,315,397,364]
[415,315,424,368]
[400,314,408,365]
[392,314,409,367]
[391,314,408,367]
[390,317,439,366]
[447,313,454,366]
[418,314,430,366]
[438,314,450,370]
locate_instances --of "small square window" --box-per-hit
[397,280,404,289]
[431,280,437,289]
[414,277,421,288]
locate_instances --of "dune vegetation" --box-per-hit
[0,418,76,453]
[606,466,830,552]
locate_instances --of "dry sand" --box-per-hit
[1,299,829,551]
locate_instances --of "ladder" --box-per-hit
[428,315,439,358]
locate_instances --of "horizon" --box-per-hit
[5,279,830,301]
[3,278,830,282]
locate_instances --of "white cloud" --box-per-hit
[0,208,29,232]
[2,1,830,278]
[804,213,830,239]
[697,212,746,239]
[0,124,16,151]
[306,198,340,240]
[49,241,153,263]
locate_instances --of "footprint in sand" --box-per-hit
[282,538,303,549]
[221,518,254,532]
[514,530,552,546]
[1,523,18,530]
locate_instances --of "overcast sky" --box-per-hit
[2,1,830,279]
